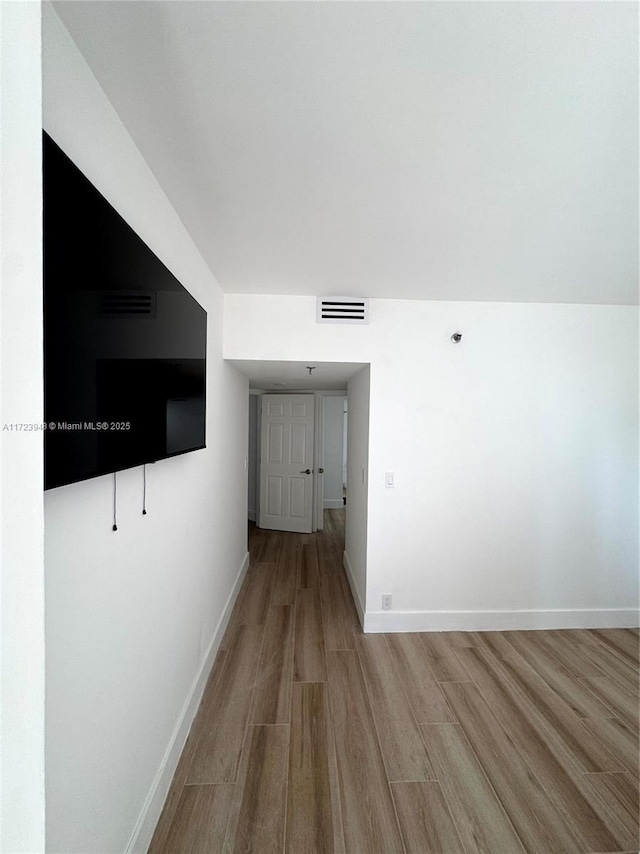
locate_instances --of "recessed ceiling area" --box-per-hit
[51,1,638,305]
[227,360,367,391]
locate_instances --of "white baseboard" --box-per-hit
[323,499,344,509]
[248,509,256,522]
[363,608,640,634]
[126,550,250,854]
[342,550,365,629]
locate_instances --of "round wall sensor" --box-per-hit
[451,332,463,343]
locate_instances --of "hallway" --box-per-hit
[149,511,638,853]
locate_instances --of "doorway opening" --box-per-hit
[318,392,348,520]
[247,390,347,534]
[237,360,365,533]
[230,358,370,626]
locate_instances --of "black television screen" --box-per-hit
[43,131,207,490]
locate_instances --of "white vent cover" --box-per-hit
[316,296,369,324]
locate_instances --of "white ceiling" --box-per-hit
[53,1,638,305]
[227,359,365,390]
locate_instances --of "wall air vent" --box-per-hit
[99,291,156,318]
[316,296,369,324]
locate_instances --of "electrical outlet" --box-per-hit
[382,594,392,611]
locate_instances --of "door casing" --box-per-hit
[254,390,348,533]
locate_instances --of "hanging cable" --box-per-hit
[142,464,147,515]
[112,472,118,531]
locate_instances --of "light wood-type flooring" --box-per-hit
[149,510,639,854]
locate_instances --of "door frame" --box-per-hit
[248,389,262,526]
[251,388,347,533]
[313,390,349,532]
[313,390,349,531]
[313,395,324,532]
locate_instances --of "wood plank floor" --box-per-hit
[149,511,639,854]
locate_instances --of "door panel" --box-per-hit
[268,423,284,463]
[290,422,308,464]
[267,476,283,516]
[267,400,284,417]
[259,394,315,533]
[289,477,306,519]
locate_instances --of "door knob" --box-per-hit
[300,469,311,474]
[318,468,324,474]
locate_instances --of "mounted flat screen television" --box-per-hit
[43,131,207,490]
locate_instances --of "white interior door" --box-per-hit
[259,394,315,533]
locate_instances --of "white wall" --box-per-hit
[322,396,346,508]
[224,294,639,631]
[43,7,248,853]
[0,3,45,850]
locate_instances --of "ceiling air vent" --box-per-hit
[99,291,156,319]
[316,296,369,324]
